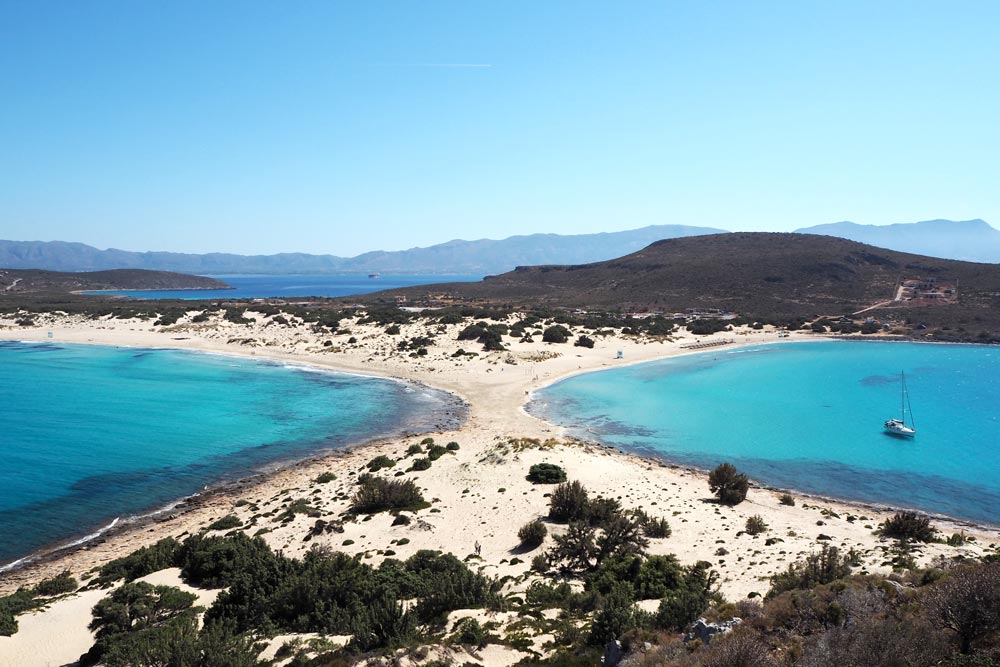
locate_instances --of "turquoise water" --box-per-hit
[0,342,461,567]
[89,273,483,300]
[530,341,1000,525]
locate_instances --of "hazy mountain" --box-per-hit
[373,232,1000,321]
[0,225,726,275]
[794,219,1000,263]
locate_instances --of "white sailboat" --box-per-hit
[883,371,916,437]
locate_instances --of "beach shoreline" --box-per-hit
[1,312,997,601]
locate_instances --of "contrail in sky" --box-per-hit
[390,63,493,68]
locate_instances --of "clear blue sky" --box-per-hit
[2,1,999,256]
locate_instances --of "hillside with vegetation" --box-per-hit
[0,269,230,294]
[371,233,1000,326]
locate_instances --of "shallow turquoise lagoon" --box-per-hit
[529,341,1000,525]
[0,342,461,567]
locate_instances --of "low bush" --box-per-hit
[575,335,595,348]
[530,553,550,573]
[642,516,672,539]
[94,538,181,586]
[527,462,568,484]
[367,455,396,472]
[34,571,77,596]
[708,463,750,505]
[352,477,427,514]
[427,444,449,461]
[208,515,242,531]
[767,544,855,597]
[446,441,460,451]
[518,519,548,549]
[410,457,432,471]
[549,481,591,522]
[314,471,337,484]
[406,443,423,455]
[542,325,571,343]
[779,493,795,506]
[176,533,279,589]
[880,511,937,543]
[745,515,769,536]
[453,617,489,647]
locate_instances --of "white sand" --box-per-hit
[0,310,996,665]
[0,587,104,667]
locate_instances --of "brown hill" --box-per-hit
[0,268,230,295]
[367,232,1000,320]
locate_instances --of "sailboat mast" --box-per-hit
[901,371,906,423]
[905,373,916,429]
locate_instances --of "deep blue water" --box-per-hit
[529,341,1000,525]
[88,273,483,300]
[0,341,461,568]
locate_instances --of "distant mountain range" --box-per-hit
[0,225,725,276]
[4,219,996,276]
[794,219,1000,263]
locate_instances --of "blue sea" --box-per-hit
[529,341,1000,525]
[90,273,483,300]
[0,341,462,568]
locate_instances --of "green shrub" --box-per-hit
[574,335,595,348]
[95,538,181,586]
[880,511,937,543]
[767,544,854,597]
[410,457,432,471]
[549,481,590,522]
[518,519,548,549]
[446,441,460,451]
[457,323,488,341]
[588,588,637,645]
[420,437,435,445]
[352,477,426,513]
[527,462,568,484]
[531,553,550,573]
[427,444,449,461]
[708,463,750,505]
[642,516,672,539]
[586,496,623,528]
[275,498,318,523]
[779,493,795,506]
[453,617,489,647]
[655,572,714,630]
[34,571,77,596]
[177,533,280,589]
[406,444,423,456]
[542,325,570,343]
[208,515,242,531]
[80,582,200,666]
[526,580,573,605]
[745,515,769,536]
[367,455,396,472]
[314,472,337,484]
[406,551,504,624]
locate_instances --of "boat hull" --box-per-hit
[883,419,916,438]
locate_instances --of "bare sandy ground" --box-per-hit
[0,310,996,665]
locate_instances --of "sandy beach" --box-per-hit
[1,309,997,666]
